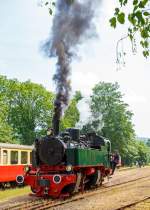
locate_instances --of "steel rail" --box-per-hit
[114,196,150,210]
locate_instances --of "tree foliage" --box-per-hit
[0,101,14,143]
[82,82,135,156]
[146,138,150,147]
[0,77,15,143]
[0,75,82,145]
[81,82,150,165]
[122,139,150,165]
[0,75,55,144]
[7,81,54,145]
[110,0,150,58]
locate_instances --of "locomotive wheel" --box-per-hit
[10,181,17,188]
[62,183,76,194]
[85,170,102,189]
[31,186,37,193]
[0,183,6,190]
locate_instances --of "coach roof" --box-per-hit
[0,143,33,150]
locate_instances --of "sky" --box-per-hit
[0,0,150,137]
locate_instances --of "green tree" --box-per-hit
[0,119,14,143]
[83,82,135,157]
[0,75,83,144]
[0,76,15,143]
[60,91,82,130]
[8,81,54,145]
[0,76,54,145]
[0,101,14,143]
[122,139,150,165]
[136,140,150,163]
[146,138,150,147]
[122,140,139,166]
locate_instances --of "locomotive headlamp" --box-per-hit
[66,165,72,172]
[24,165,30,173]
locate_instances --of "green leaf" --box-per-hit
[143,11,150,16]
[129,33,133,40]
[45,2,49,6]
[140,40,144,47]
[144,40,149,48]
[52,2,55,6]
[109,17,117,28]
[133,5,139,12]
[128,14,137,25]
[119,0,124,6]
[119,0,128,6]
[128,28,132,33]
[135,11,145,25]
[115,8,120,15]
[133,26,138,32]
[140,40,149,48]
[49,8,53,15]
[123,0,128,5]
[143,50,149,57]
[133,0,138,5]
[138,0,148,8]
[117,12,125,24]
[141,0,149,7]
[141,29,149,38]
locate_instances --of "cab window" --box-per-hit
[11,151,18,164]
[3,150,8,165]
[21,151,28,164]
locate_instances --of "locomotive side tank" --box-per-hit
[23,128,111,198]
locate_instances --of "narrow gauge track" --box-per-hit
[4,174,150,210]
[0,185,24,191]
[114,196,150,210]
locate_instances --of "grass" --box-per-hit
[0,186,30,202]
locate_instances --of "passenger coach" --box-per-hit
[0,143,33,187]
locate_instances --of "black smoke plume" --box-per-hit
[44,0,100,135]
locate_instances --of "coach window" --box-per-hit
[3,150,8,165]
[11,151,18,164]
[21,151,27,164]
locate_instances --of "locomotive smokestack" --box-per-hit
[52,99,61,136]
[43,0,100,130]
